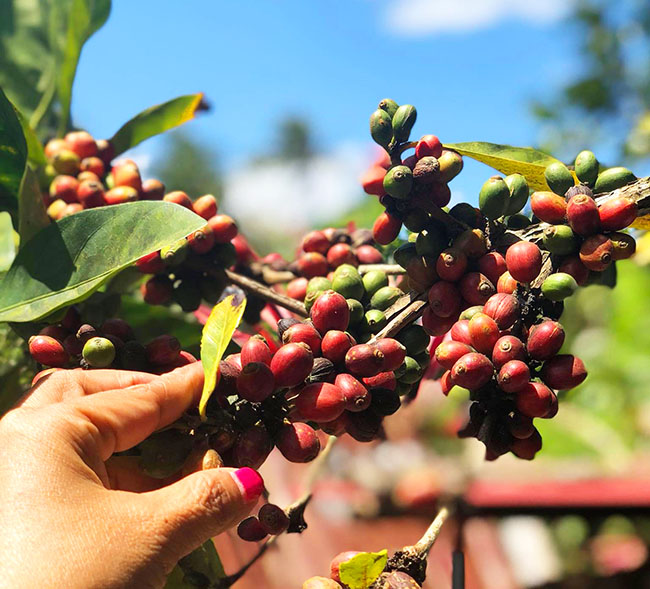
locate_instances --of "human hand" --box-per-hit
[0,363,263,589]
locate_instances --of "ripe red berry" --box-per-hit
[567,194,600,236]
[327,243,357,268]
[237,362,275,402]
[559,256,590,286]
[492,335,526,368]
[258,503,290,534]
[579,234,613,271]
[416,134,443,159]
[139,178,165,200]
[507,412,535,440]
[511,428,542,459]
[468,313,500,355]
[140,275,173,305]
[162,190,192,209]
[207,214,238,243]
[427,281,461,318]
[497,271,518,294]
[282,322,322,356]
[459,272,495,305]
[237,517,268,542]
[530,191,567,224]
[295,382,347,422]
[310,290,350,334]
[192,194,218,219]
[241,335,273,366]
[270,343,313,388]
[100,318,134,342]
[345,343,385,377]
[540,354,587,389]
[287,277,308,300]
[234,425,273,469]
[436,248,468,282]
[421,308,456,336]
[321,330,355,364]
[275,422,321,463]
[334,373,371,411]
[355,245,383,264]
[505,241,542,284]
[450,352,494,390]
[434,340,474,371]
[497,360,530,393]
[482,292,520,330]
[65,131,97,159]
[598,196,638,231]
[135,251,165,276]
[450,319,473,346]
[440,370,454,395]
[38,324,69,342]
[360,165,387,196]
[373,211,402,245]
[28,335,69,367]
[112,161,142,192]
[526,320,565,360]
[303,576,342,588]
[477,252,507,286]
[187,224,216,254]
[296,252,329,278]
[373,338,407,371]
[330,551,362,583]
[363,371,397,392]
[145,335,181,365]
[104,186,138,205]
[49,175,80,204]
[516,381,554,418]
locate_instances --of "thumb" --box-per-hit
[138,467,264,561]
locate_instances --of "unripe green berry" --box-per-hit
[398,356,424,384]
[544,161,574,196]
[541,272,578,301]
[542,224,578,255]
[306,276,332,295]
[574,150,599,187]
[347,298,364,325]
[393,242,418,269]
[383,165,413,199]
[504,173,529,215]
[160,238,189,267]
[370,109,393,148]
[593,167,636,193]
[391,104,417,143]
[363,309,387,333]
[369,286,403,311]
[479,175,509,220]
[378,98,399,119]
[82,337,116,368]
[362,270,389,298]
[332,271,364,300]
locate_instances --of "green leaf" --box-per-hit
[339,550,388,589]
[15,108,46,167]
[444,141,562,191]
[110,94,204,156]
[199,294,247,419]
[0,86,28,220]
[164,539,226,588]
[18,165,49,246]
[0,212,16,272]
[56,0,111,135]
[0,201,204,323]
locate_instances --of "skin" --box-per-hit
[0,362,260,588]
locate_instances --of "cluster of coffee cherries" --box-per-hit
[359,99,463,246]
[27,305,194,380]
[302,551,421,588]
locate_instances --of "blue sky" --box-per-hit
[71,0,587,238]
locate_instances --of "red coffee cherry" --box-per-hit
[373,211,402,245]
[511,428,542,460]
[345,343,385,377]
[241,335,273,366]
[427,281,461,318]
[450,352,494,390]
[468,313,500,355]
[421,308,456,336]
[162,190,192,209]
[330,551,362,583]
[360,165,387,196]
[303,576,342,588]
[453,228,487,259]
[434,340,474,371]
[507,412,535,440]
[579,234,614,271]
[295,382,347,422]
[598,196,638,231]
[545,392,559,418]
[320,413,350,436]
[296,252,329,278]
[526,320,565,361]
[482,292,520,330]
[28,335,69,367]
[335,373,371,411]
[258,503,290,534]
[237,362,275,402]
[321,330,355,364]
[346,409,383,442]
[192,194,218,219]
[356,245,383,264]
[135,251,164,274]
[237,516,268,542]
[416,134,443,158]
[567,194,601,236]
[310,290,350,334]
[530,191,567,224]
[516,381,555,418]
[111,161,142,192]
[459,272,495,305]
[207,214,238,243]
[44,138,69,158]
[101,318,134,342]
[440,370,454,396]
[65,131,97,159]
[505,241,542,284]
[610,232,636,261]
[287,277,308,300]
[283,322,322,356]
[270,343,314,388]
[187,224,216,254]
[233,424,273,469]
[559,256,590,286]
[49,175,79,204]
[104,186,138,205]
[450,319,473,346]
[327,243,357,268]
[76,179,106,208]
[436,248,468,282]
[477,251,507,286]
[497,271,518,294]
[363,371,397,392]
[374,338,407,371]
[276,422,321,463]
[497,360,530,393]
[141,275,173,305]
[300,230,330,254]
[541,354,587,389]
[145,334,181,365]
[492,335,526,368]
[39,324,69,342]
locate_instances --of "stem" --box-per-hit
[358,263,405,276]
[370,292,428,342]
[30,70,57,130]
[407,504,451,557]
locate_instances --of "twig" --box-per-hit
[370,292,428,342]
[407,504,451,557]
[358,264,405,275]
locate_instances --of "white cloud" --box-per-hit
[383,0,571,35]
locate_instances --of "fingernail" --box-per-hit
[231,467,264,503]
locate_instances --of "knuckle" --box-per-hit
[187,473,228,515]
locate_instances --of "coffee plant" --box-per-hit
[1,5,649,586]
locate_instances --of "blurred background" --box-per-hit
[4,0,650,587]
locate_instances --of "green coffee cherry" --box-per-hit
[306,276,332,295]
[479,175,509,220]
[332,271,364,300]
[402,208,430,232]
[139,430,194,479]
[593,167,636,193]
[347,299,364,325]
[449,203,482,228]
[332,264,359,279]
[438,150,463,183]
[363,309,387,333]
[391,104,417,143]
[542,225,578,255]
[574,150,599,187]
[506,213,532,229]
[370,109,393,148]
[396,324,429,355]
[369,285,403,310]
[304,290,320,313]
[541,272,578,301]
[378,98,399,119]
[82,337,116,368]
[395,381,413,397]
[459,305,484,320]
[398,356,424,384]
[504,173,530,215]
[544,162,574,196]
[415,224,447,258]
[383,165,413,199]
[413,350,431,370]
[161,238,189,267]
[173,279,202,312]
[393,242,418,269]
[362,270,389,298]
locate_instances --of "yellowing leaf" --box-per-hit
[631,214,650,231]
[445,141,562,191]
[339,550,388,589]
[199,294,247,419]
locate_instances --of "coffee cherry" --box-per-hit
[104,186,138,205]
[332,271,364,301]
[298,230,328,255]
[361,165,388,196]
[575,150,599,186]
[427,281,461,318]
[239,335,272,367]
[234,424,273,469]
[450,352,494,390]
[332,373,370,412]
[594,167,636,193]
[327,243,357,269]
[395,325,430,355]
[505,241,542,284]
[374,338,407,371]
[355,245,382,265]
[559,256,590,286]
[236,362,275,402]
[516,381,554,418]
[60,203,83,217]
[321,330,355,364]
[65,131,97,159]
[542,225,578,256]
[598,196,638,231]
[373,211,402,245]
[541,354,587,389]
[38,324,68,342]
[29,335,69,367]
[511,428,543,459]
[295,252,328,279]
[477,252,507,286]
[434,341,474,371]
[496,271,517,294]
[187,224,216,254]
[112,161,142,192]
[383,165,413,200]
[507,412,535,440]
[416,134,443,159]
[609,232,634,261]
[504,173,530,215]
[138,179,164,201]
[303,576,341,589]
[468,313,500,355]
[482,293,520,330]
[295,382,347,422]
[370,388,401,416]
[345,344,385,377]
[479,175,509,220]
[435,248,467,282]
[421,308,456,336]
[412,156,440,185]
[392,104,417,142]
[283,323,322,356]
[541,272,578,301]
[81,337,115,368]
[310,291,350,334]
[76,324,99,345]
[544,161,574,196]
[207,214,238,243]
[330,551,362,583]
[459,306,484,321]
[440,370,454,396]
[497,360,530,393]
[415,224,447,258]
[257,503,290,535]
[370,108,393,148]
[526,320,564,361]
[459,272,495,305]
[52,149,80,175]
[237,517,268,542]
[370,286,403,311]
[50,175,79,203]
[287,277,308,300]
[579,234,614,272]
[100,318,134,342]
[567,194,600,236]
[45,138,70,159]
[450,320,473,346]
[276,422,321,463]
[530,191,567,224]
[492,335,526,368]
[376,571,421,588]
[363,371,397,391]
[438,149,464,183]
[142,335,180,366]
[270,343,314,388]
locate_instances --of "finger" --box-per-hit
[19,368,158,408]
[64,362,204,460]
[105,456,177,493]
[137,467,264,561]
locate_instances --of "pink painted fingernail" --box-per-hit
[231,467,264,503]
